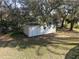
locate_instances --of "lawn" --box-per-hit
[0,31,79,59]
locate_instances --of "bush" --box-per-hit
[0,19,23,33]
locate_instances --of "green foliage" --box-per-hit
[74,24,79,29]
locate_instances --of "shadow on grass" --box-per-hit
[0,32,79,56]
[57,28,79,33]
[65,45,79,59]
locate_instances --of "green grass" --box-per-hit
[0,33,79,59]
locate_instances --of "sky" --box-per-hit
[4,0,25,8]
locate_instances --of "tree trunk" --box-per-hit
[70,20,74,31]
[61,18,65,28]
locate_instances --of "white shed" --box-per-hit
[23,24,56,37]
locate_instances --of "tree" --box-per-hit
[27,0,63,26]
[66,3,79,30]
[55,1,79,30]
